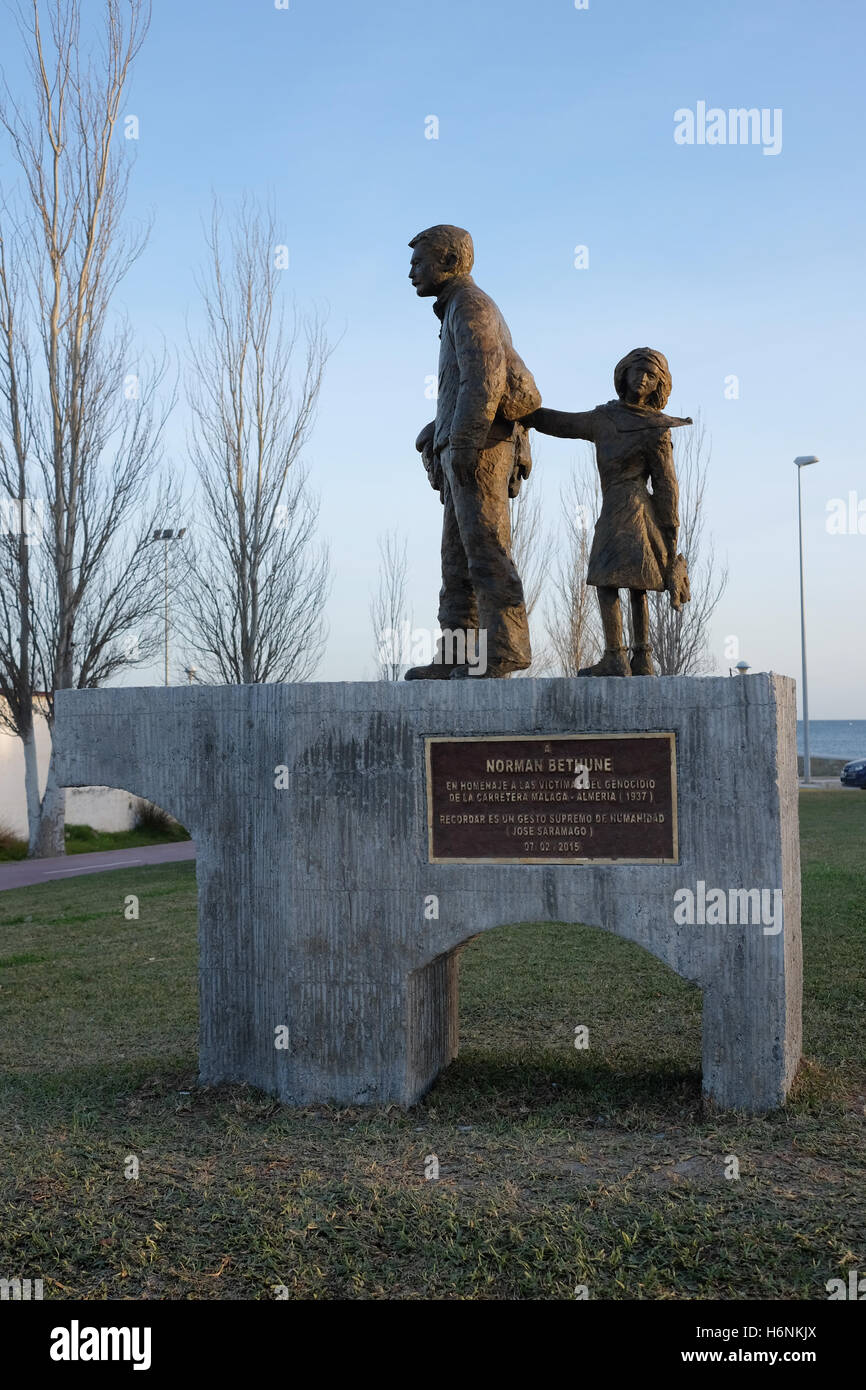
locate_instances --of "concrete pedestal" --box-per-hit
[54,674,802,1113]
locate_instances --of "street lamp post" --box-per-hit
[794,457,819,784]
[151,528,186,686]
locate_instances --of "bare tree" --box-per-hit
[509,466,551,675]
[649,415,728,674]
[509,468,547,620]
[544,451,602,675]
[0,218,41,840]
[369,530,410,680]
[180,199,331,685]
[0,0,174,857]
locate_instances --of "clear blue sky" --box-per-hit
[5,0,864,714]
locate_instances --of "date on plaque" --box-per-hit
[425,734,678,864]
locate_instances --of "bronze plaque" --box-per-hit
[425,733,677,864]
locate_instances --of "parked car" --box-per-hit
[840,758,866,789]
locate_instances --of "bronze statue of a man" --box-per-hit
[406,225,541,679]
[526,347,692,676]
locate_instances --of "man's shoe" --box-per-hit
[630,645,656,676]
[449,659,529,679]
[404,663,459,680]
[577,647,631,677]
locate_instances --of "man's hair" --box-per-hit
[408,225,474,276]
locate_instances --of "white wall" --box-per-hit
[0,706,139,836]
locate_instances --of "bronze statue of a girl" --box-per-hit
[526,347,692,676]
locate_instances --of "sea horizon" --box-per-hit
[797,720,866,760]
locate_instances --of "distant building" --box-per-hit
[0,699,138,837]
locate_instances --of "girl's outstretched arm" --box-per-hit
[524,407,596,441]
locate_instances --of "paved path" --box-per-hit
[0,840,196,892]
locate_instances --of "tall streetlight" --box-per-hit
[150,528,186,686]
[794,457,819,784]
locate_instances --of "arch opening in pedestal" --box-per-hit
[408,919,703,1109]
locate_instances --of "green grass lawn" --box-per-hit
[797,755,850,778]
[0,821,191,862]
[0,791,863,1300]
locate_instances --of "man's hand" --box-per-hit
[415,421,435,454]
[415,420,443,494]
[449,446,480,488]
[425,452,444,497]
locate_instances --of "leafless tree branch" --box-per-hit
[0,0,171,856]
[179,196,332,685]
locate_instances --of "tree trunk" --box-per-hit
[21,720,43,856]
[30,740,66,858]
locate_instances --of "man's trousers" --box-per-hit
[436,439,532,672]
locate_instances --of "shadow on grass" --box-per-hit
[427,1052,703,1125]
[0,1052,706,1137]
